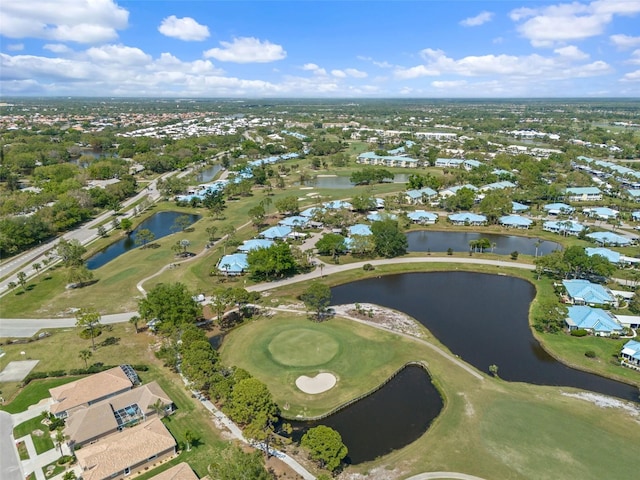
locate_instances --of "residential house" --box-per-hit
[366,212,397,222]
[586,231,632,247]
[259,225,292,240]
[323,200,353,210]
[75,418,177,480]
[405,187,438,204]
[542,220,585,236]
[564,187,602,202]
[565,305,623,336]
[356,152,420,168]
[543,203,575,215]
[348,224,373,236]
[49,366,138,419]
[626,189,640,202]
[499,215,533,229]
[511,201,529,213]
[583,207,619,220]
[238,239,274,253]
[278,216,310,229]
[65,381,174,448]
[480,181,517,192]
[448,212,487,226]
[439,184,479,199]
[585,247,640,265]
[632,211,640,221]
[620,340,640,371]
[562,279,616,307]
[407,210,439,224]
[217,253,249,275]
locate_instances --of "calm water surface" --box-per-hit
[288,365,443,464]
[332,272,638,402]
[86,211,200,269]
[196,164,222,183]
[407,230,562,256]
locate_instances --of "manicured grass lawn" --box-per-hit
[221,312,438,418]
[13,416,54,454]
[0,377,80,414]
[137,366,226,478]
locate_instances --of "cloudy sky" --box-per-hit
[1,0,639,97]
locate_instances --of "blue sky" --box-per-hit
[1,0,639,97]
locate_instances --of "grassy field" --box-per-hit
[220,313,427,418]
[0,377,81,414]
[13,416,54,454]
[0,322,155,403]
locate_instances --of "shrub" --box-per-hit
[585,350,597,358]
[362,263,374,271]
[570,329,589,337]
[447,248,453,255]
[510,250,519,260]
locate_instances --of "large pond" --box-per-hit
[86,211,200,270]
[288,365,443,464]
[407,230,562,256]
[332,272,638,402]
[196,164,222,183]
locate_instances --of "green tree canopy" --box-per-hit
[138,282,202,334]
[478,190,513,224]
[274,196,300,215]
[56,238,86,267]
[301,425,348,472]
[443,187,476,212]
[134,228,155,248]
[315,233,346,259]
[225,377,278,427]
[301,281,332,319]
[247,242,297,281]
[208,445,271,480]
[371,218,408,258]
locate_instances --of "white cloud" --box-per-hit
[331,68,367,78]
[554,45,589,60]
[460,11,494,27]
[611,34,640,49]
[302,63,327,75]
[1,0,129,43]
[510,0,640,47]
[7,44,24,51]
[432,80,468,89]
[43,44,72,54]
[158,16,210,41]
[357,56,393,69]
[85,44,152,66]
[395,49,611,80]
[620,69,640,82]
[628,49,640,65]
[203,37,286,63]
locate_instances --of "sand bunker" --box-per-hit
[295,372,337,394]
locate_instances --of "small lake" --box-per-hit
[288,365,443,464]
[407,230,562,256]
[298,174,409,189]
[196,164,222,183]
[86,211,200,270]
[332,272,638,402]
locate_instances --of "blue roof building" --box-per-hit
[481,181,517,191]
[348,224,373,236]
[440,184,478,198]
[407,210,439,224]
[300,207,323,218]
[238,239,274,252]
[585,247,621,264]
[448,212,487,225]
[260,225,292,240]
[512,201,529,213]
[562,279,616,306]
[583,207,619,219]
[626,189,640,201]
[323,200,353,210]
[279,216,310,228]
[564,187,602,201]
[543,203,575,215]
[542,220,585,236]
[632,211,640,221]
[586,231,632,247]
[621,340,640,369]
[565,306,622,336]
[374,197,385,209]
[499,215,533,228]
[217,253,249,275]
[405,187,438,204]
[367,212,397,222]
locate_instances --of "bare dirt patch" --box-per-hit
[561,392,640,421]
[331,303,425,338]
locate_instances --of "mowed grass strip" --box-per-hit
[220,313,427,418]
[13,416,54,454]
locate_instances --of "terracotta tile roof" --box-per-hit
[64,381,172,445]
[76,418,176,480]
[49,366,133,415]
[149,462,199,480]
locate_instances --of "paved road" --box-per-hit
[0,171,176,294]
[0,411,23,480]
[0,312,137,338]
